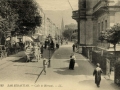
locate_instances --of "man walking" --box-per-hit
[93,63,103,87]
[72,43,76,52]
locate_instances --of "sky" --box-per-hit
[35,0,78,28]
[35,0,78,11]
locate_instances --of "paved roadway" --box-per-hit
[37,42,120,90]
[0,42,119,90]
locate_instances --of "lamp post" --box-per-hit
[48,34,51,67]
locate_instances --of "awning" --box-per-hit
[31,36,40,42]
[34,33,43,36]
[23,36,33,42]
[6,37,10,41]
[32,33,43,39]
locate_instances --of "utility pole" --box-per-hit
[78,10,80,45]
[78,0,80,45]
[68,0,73,11]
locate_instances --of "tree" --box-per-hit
[7,0,42,35]
[62,29,73,40]
[106,24,120,51]
[99,31,107,43]
[0,0,19,33]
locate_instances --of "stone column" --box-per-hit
[80,20,86,45]
[85,16,93,45]
[93,17,98,45]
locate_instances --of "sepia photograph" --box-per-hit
[0,0,120,90]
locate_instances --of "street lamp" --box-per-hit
[48,34,51,67]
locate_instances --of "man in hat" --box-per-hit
[93,63,103,87]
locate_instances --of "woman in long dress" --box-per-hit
[34,44,40,62]
[69,53,76,70]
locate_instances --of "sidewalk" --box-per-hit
[34,42,119,90]
[0,51,26,64]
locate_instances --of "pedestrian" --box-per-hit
[56,43,59,49]
[108,67,112,79]
[66,39,68,44]
[34,44,40,62]
[44,39,48,49]
[72,43,76,52]
[40,45,44,58]
[25,44,34,62]
[43,58,48,75]
[69,53,76,70]
[61,39,63,45]
[93,63,103,87]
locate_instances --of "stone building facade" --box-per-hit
[73,0,120,47]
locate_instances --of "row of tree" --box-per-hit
[0,0,42,37]
[99,23,120,51]
[63,29,77,41]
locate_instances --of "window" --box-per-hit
[98,23,100,37]
[105,20,107,30]
[101,22,103,31]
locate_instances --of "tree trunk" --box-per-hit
[113,44,118,61]
[113,44,116,52]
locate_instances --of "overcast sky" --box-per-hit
[36,0,78,10]
[35,0,78,28]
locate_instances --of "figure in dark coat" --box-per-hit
[72,44,76,52]
[44,40,48,49]
[69,53,76,70]
[56,43,59,49]
[40,45,44,58]
[93,63,103,87]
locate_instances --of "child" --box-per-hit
[43,58,48,75]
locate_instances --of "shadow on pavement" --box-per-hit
[11,57,39,63]
[12,57,26,63]
[43,49,55,59]
[54,60,94,75]
[25,73,39,76]
[109,83,120,90]
[13,65,43,68]
[9,51,25,57]
[78,79,120,90]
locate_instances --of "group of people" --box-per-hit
[44,39,55,50]
[5,41,25,55]
[25,42,49,75]
[25,42,44,62]
[60,38,68,45]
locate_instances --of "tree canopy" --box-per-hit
[101,23,120,51]
[9,0,42,35]
[62,28,77,41]
[0,0,42,36]
[0,0,18,33]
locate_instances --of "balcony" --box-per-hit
[93,0,107,13]
[72,10,79,20]
[72,9,86,21]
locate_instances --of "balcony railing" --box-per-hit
[72,10,86,20]
[72,10,79,20]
